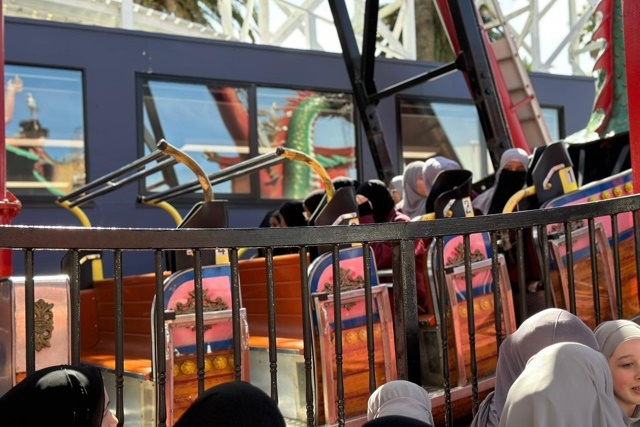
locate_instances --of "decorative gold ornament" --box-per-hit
[589,196,598,202]
[175,289,228,315]
[358,328,367,342]
[34,299,54,352]
[213,355,227,370]
[323,267,365,293]
[613,187,622,197]
[625,183,633,193]
[345,331,358,344]
[203,358,212,373]
[173,364,180,377]
[601,190,611,199]
[227,355,234,367]
[180,360,196,375]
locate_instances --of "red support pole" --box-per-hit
[625,0,640,192]
[0,2,23,277]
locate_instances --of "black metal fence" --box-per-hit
[2,194,640,427]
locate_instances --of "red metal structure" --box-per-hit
[0,1,22,277]
[624,1,640,192]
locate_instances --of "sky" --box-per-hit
[268,0,598,76]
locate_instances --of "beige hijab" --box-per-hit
[367,380,434,426]
[499,342,626,427]
[595,320,640,426]
[471,308,599,427]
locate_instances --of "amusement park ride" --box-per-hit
[1,0,640,426]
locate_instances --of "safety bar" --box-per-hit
[57,148,175,207]
[141,150,284,203]
[141,147,335,203]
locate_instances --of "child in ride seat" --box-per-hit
[595,319,640,426]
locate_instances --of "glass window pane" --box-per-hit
[257,88,356,200]
[141,80,250,197]
[399,99,492,180]
[542,107,561,140]
[5,65,86,197]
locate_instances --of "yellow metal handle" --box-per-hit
[416,213,436,221]
[55,200,104,281]
[275,147,335,202]
[503,185,536,213]
[158,139,213,202]
[142,200,183,226]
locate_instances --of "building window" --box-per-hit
[256,88,356,200]
[399,98,562,180]
[140,78,357,201]
[4,65,85,197]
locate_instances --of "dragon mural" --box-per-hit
[579,0,628,140]
[205,87,355,200]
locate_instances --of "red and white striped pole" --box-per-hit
[0,2,23,277]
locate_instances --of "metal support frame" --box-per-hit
[328,0,460,183]
[445,0,514,167]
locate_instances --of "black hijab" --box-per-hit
[174,381,285,427]
[356,179,396,223]
[277,200,307,227]
[0,364,105,427]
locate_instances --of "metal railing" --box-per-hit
[1,193,640,426]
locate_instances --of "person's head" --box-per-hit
[303,188,325,221]
[399,161,426,218]
[499,342,625,427]
[0,364,116,427]
[498,148,529,175]
[332,176,360,190]
[492,308,598,417]
[390,175,403,204]
[595,319,640,416]
[367,380,434,426]
[356,179,396,223]
[174,381,285,427]
[277,200,307,227]
[421,156,461,198]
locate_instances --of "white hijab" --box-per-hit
[499,342,626,427]
[367,380,434,426]
[595,320,640,426]
[398,161,426,219]
[422,156,461,197]
[471,308,599,427]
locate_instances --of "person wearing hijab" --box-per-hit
[398,161,426,219]
[499,342,626,427]
[421,156,462,214]
[356,180,429,314]
[595,320,640,425]
[0,364,118,427]
[366,380,434,427]
[277,200,307,227]
[174,381,285,427]
[390,175,404,205]
[471,308,599,427]
[303,188,326,221]
[473,148,529,215]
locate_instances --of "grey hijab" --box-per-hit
[471,308,599,427]
[421,156,461,197]
[398,161,426,219]
[367,380,434,426]
[473,148,529,215]
[391,175,404,200]
[499,342,626,427]
[595,320,640,426]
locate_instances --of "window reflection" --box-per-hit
[4,65,85,197]
[141,80,357,201]
[141,81,250,196]
[257,88,356,200]
[399,98,561,180]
